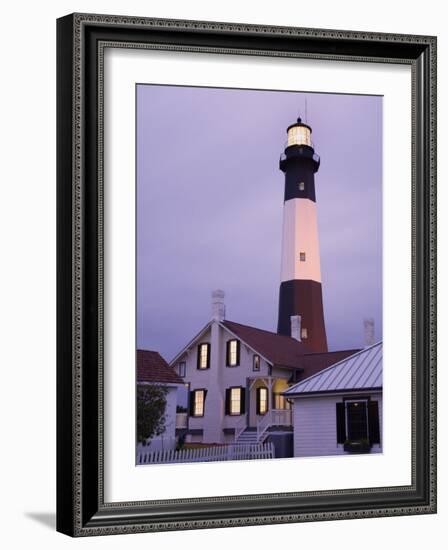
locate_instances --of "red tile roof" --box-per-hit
[223,320,311,369]
[222,320,359,379]
[137,350,183,384]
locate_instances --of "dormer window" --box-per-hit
[226,339,240,367]
[197,343,210,370]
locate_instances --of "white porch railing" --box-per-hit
[256,409,292,442]
[234,415,246,442]
[257,411,272,442]
[271,408,292,427]
[175,412,188,429]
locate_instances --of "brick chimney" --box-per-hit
[363,318,375,347]
[211,290,225,322]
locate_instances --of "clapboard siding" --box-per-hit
[293,392,382,457]
[179,323,273,443]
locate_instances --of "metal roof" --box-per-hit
[284,341,382,395]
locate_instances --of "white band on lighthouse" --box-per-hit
[280,198,322,283]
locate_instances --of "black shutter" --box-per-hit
[196,345,201,369]
[240,387,246,414]
[256,387,261,415]
[368,401,380,444]
[206,343,211,368]
[225,341,230,366]
[225,388,231,415]
[189,391,195,416]
[336,402,346,443]
[236,340,240,366]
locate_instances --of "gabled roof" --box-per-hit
[169,321,212,366]
[222,320,311,369]
[137,350,183,385]
[169,318,359,375]
[284,341,382,396]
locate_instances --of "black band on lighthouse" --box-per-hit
[277,280,328,353]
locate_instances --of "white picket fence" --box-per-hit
[137,442,275,465]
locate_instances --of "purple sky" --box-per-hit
[137,85,382,361]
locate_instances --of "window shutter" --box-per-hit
[240,387,246,414]
[256,387,261,415]
[336,402,346,443]
[225,341,230,366]
[189,391,195,416]
[206,343,211,368]
[196,345,201,370]
[236,340,240,366]
[225,388,231,415]
[368,401,380,444]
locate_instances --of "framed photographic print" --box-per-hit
[56,13,437,536]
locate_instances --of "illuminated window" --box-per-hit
[190,389,206,417]
[298,181,305,191]
[299,252,306,262]
[273,393,291,410]
[225,386,245,416]
[197,343,210,369]
[226,339,240,367]
[301,328,308,339]
[230,387,242,415]
[178,361,186,377]
[253,354,260,371]
[257,387,268,415]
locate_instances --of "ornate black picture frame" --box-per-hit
[57,13,437,537]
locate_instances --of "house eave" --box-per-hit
[283,387,383,398]
[137,381,184,388]
[273,363,304,371]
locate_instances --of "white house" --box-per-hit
[137,349,185,453]
[283,342,382,457]
[169,290,359,450]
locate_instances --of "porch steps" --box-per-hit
[235,429,264,445]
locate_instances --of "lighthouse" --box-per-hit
[277,117,328,353]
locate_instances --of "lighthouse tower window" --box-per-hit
[298,181,305,191]
[299,252,306,262]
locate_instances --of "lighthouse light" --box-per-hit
[287,125,311,147]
